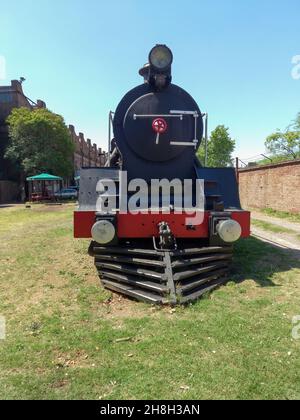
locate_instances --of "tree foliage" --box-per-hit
[6,107,75,177]
[265,112,300,159]
[295,112,300,130]
[198,125,235,167]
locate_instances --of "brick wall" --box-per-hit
[0,80,35,181]
[239,159,300,213]
[0,80,47,181]
[69,125,107,171]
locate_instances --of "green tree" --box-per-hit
[295,112,300,129]
[265,113,300,159]
[198,125,235,167]
[6,107,75,177]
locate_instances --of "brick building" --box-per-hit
[69,125,106,173]
[0,80,47,181]
[0,80,105,199]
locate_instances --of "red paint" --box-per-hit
[231,211,251,237]
[118,212,209,238]
[74,210,251,239]
[152,118,168,134]
[74,211,96,238]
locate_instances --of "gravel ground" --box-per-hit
[251,226,300,251]
[251,211,300,234]
[251,209,300,255]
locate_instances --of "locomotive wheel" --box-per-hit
[89,241,233,305]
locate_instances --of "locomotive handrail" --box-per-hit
[133,110,201,149]
[107,111,115,167]
[170,141,198,148]
[133,114,184,120]
[170,110,199,117]
[133,111,199,120]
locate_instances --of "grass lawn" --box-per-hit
[0,205,300,400]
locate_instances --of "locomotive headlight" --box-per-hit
[91,220,116,245]
[217,219,242,243]
[149,45,173,71]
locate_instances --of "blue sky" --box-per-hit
[1,0,299,160]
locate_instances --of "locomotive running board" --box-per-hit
[89,242,233,305]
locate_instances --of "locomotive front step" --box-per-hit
[89,242,233,305]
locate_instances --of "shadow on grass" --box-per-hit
[232,236,300,288]
[0,205,15,209]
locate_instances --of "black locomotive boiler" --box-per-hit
[74,45,250,304]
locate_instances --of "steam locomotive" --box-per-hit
[74,45,250,304]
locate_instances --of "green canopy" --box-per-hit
[26,173,63,182]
